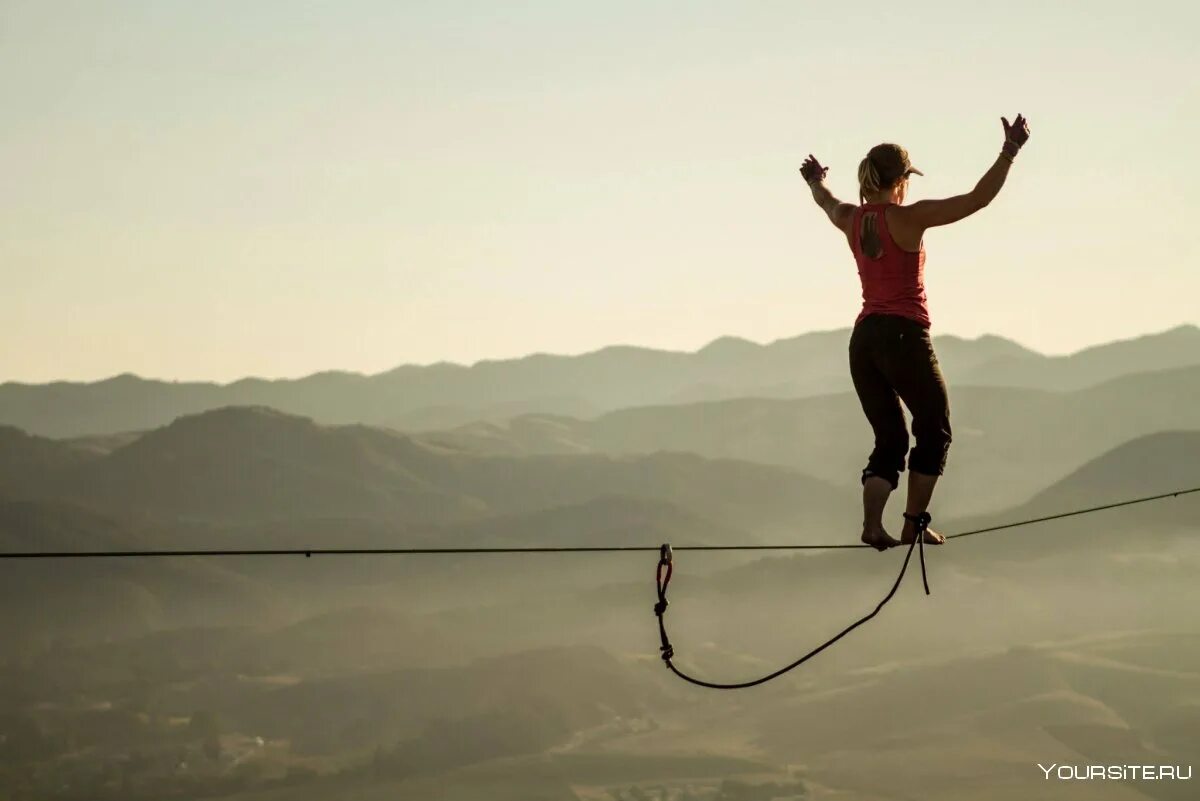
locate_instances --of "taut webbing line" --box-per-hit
[2,484,1196,559]
[945,486,1199,540]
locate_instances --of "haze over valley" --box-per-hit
[3,324,1198,799]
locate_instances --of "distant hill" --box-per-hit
[0,499,285,645]
[3,324,1196,438]
[421,363,1200,515]
[0,498,134,553]
[1012,429,1200,527]
[919,429,1200,565]
[958,323,1200,391]
[0,425,97,496]
[4,406,851,539]
[47,406,481,526]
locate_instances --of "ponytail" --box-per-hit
[857,157,883,205]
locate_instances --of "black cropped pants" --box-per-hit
[848,313,952,491]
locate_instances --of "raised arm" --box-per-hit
[800,154,855,233]
[899,114,1031,230]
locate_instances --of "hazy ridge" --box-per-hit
[3,323,1197,438]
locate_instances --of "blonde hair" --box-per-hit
[858,143,914,205]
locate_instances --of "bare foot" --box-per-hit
[900,524,946,545]
[861,526,900,551]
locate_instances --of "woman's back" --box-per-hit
[848,202,930,328]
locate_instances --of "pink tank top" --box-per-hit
[850,203,930,328]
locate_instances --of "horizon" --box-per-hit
[3,320,1197,387]
[5,1,1198,383]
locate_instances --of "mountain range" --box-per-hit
[3,323,1197,438]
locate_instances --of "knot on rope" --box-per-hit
[654,542,675,668]
[902,511,933,596]
[902,511,932,531]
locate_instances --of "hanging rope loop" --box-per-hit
[653,517,936,689]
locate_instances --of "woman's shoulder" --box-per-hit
[884,204,924,254]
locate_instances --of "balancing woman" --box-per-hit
[800,114,1031,550]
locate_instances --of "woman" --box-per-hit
[800,115,1031,550]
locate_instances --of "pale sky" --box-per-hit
[3,0,1197,383]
